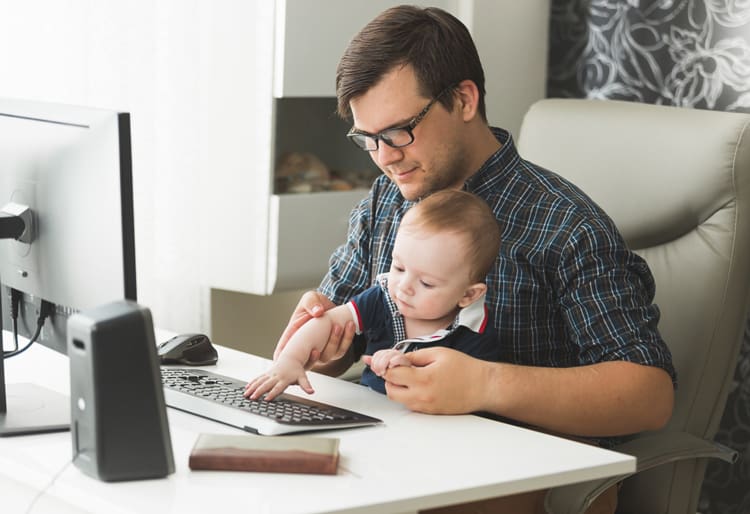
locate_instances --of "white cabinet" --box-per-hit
[267,190,367,292]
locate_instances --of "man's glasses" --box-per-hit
[346,85,455,152]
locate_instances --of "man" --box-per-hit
[274,5,675,513]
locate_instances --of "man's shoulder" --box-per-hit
[481,129,597,211]
[489,156,617,233]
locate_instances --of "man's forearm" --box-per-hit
[481,360,674,437]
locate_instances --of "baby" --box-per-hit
[245,189,501,400]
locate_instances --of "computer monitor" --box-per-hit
[0,97,136,436]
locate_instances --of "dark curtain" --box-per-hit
[546,1,750,512]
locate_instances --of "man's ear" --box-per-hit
[458,282,487,308]
[455,79,480,122]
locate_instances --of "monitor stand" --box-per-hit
[0,382,70,437]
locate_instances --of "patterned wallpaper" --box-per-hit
[549,0,750,112]
[546,1,750,513]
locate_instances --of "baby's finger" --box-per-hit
[297,373,314,394]
[248,376,277,400]
[243,374,268,397]
[388,353,411,369]
[264,379,292,401]
[370,352,391,376]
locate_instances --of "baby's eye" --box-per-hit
[420,280,434,289]
[392,265,404,273]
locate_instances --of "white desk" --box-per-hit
[1,340,635,514]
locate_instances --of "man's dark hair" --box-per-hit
[335,5,487,121]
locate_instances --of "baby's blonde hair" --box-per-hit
[400,190,501,283]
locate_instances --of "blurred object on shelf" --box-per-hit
[275,152,330,194]
[275,151,380,194]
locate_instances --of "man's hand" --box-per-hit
[386,348,675,436]
[362,349,411,376]
[274,291,333,360]
[274,290,357,373]
[383,347,491,414]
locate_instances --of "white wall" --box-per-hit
[473,0,550,138]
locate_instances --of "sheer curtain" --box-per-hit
[0,0,265,335]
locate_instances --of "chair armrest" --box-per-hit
[544,431,738,514]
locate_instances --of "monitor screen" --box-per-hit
[0,97,136,436]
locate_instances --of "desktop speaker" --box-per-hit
[67,300,175,481]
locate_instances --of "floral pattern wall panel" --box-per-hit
[547,1,750,513]
[549,0,750,112]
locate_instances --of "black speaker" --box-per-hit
[67,300,174,481]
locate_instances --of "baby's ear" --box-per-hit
[458,282,487,308]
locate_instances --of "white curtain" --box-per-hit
[0,0,210,334]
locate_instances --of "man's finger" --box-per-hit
[336,320,357,359]
[318,323,344,362]
[402,347,442,367]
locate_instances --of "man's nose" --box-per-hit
[374,142,403,167]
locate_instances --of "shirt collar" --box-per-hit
[464,127,521,195]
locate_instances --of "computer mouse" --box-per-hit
[158,333,218,366]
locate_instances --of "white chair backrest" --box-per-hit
[518,98,750,440]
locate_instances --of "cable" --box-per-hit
[25,458,73,514]
[8,288,22,352]
[3,300,54,358]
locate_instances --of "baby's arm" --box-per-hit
[244,303,355,401]
[363,349,411,377]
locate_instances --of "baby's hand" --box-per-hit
[363,349,412,376]
[244,358,313,401]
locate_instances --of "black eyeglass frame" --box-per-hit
[346,85,456,152]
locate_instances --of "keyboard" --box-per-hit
[160,367,382,436]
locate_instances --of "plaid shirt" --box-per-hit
[320,128,676,384]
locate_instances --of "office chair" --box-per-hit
[517,98,750,514]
